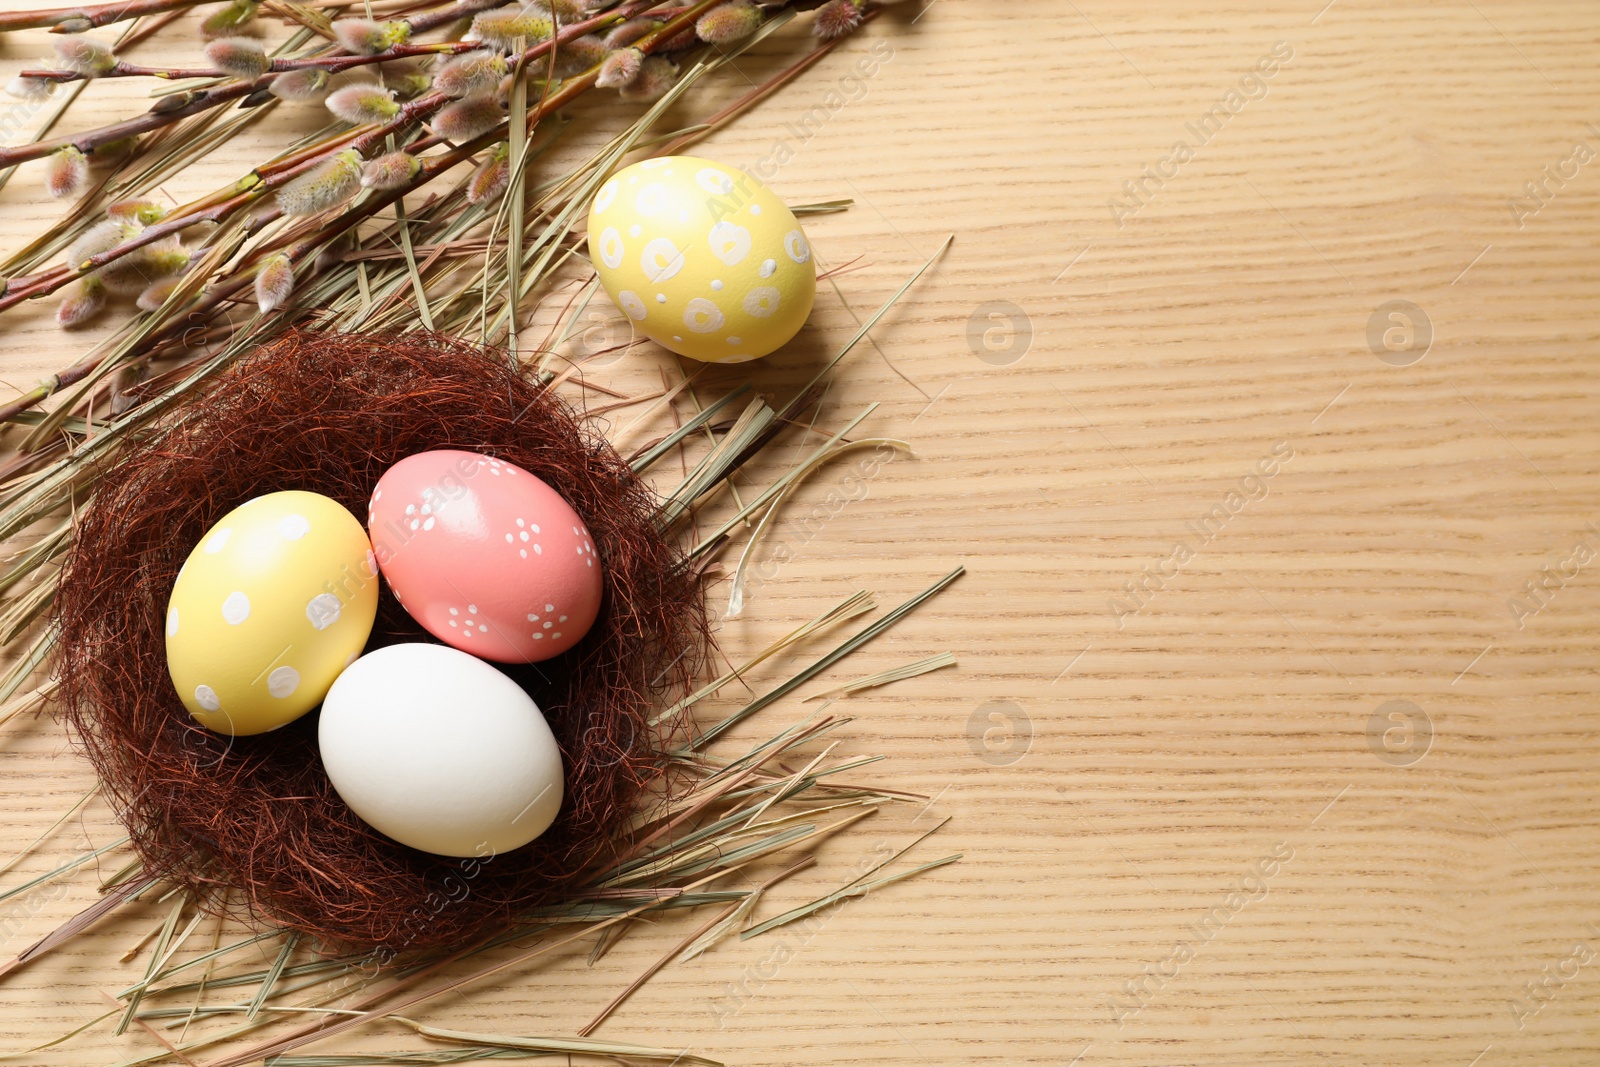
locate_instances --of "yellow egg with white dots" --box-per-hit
[165,491,379,736]
[586,155,817,364]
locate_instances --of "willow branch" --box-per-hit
[0,0,659,305]
[0,0,733,422]
[0,81,259,169]
[0,0,509,34]
[0,0,208,32]
[401,0,510,36]
[18,41,478,85]
[0,0,663,168]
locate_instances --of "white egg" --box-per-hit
[318,643,564,858]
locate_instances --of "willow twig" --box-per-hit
[0,0,667,366]
[0,0,207,33]
[18,42,476,84]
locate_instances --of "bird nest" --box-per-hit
[52,330,707,953]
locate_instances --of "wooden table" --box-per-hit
[0,2,1596,1065]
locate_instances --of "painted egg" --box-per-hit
[165,491,379,736]
[367,450,602,664]
[585,154,817,364]
[319,643,565,857]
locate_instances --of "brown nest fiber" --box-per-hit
[53,330,707,952]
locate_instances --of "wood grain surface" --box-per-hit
[0,2,1597,1065]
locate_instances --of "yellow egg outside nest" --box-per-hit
[165,491,379,737]
[586,155,817,364]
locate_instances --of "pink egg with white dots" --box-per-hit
[367,450,601,664]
